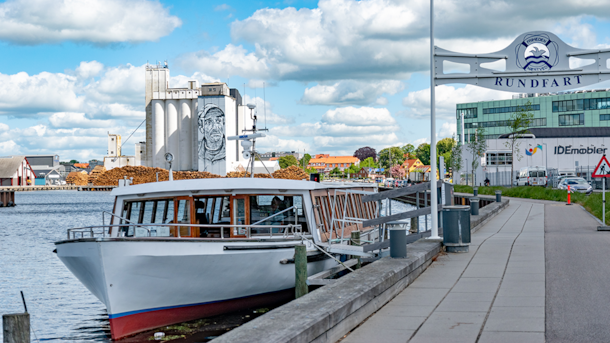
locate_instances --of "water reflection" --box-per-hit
[379,199,432,232]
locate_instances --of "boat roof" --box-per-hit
[111,178,377,197]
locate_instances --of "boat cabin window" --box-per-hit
[119,199,174,237]
[194,196,231,238]
[176,198,191,237]
[249,195,308,234]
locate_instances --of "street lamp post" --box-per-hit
[428,0,439,239]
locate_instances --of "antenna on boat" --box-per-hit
[228,104,272,178]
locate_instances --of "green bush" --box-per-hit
[454,185,609,223]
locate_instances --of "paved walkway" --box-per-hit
[342,200,545,343]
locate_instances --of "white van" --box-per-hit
[517,166,548,186]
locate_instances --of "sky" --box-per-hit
[2,0,610,162]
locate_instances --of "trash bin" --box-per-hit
[388,221,407,258]
[442,205,471,253]
[473,187,478,196]
[495,190,502,202]
[470,197,479,216]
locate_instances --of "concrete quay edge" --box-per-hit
[212,241,441,343]
[212,195,510,343]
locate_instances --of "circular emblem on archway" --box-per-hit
[515,33,559,72]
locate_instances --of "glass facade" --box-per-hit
[456,108,477,119]
[553,97,610,112]
[465,118,546,129]
[558,113,584,126]
[483,104,540,115]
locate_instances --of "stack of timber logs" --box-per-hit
[66,171,89,186]
[272,166,309,180]
[88,165,106,184]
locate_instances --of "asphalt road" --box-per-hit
[545,202,610,342]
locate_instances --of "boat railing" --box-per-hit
[66,222,305,240]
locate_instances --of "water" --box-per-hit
[0,191,114,342]
[380,199,432,231]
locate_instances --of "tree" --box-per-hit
[354,147,376,162]
[437,137,456,156]
[449,136,463,184]
[346,164,361,177]
[466,128,487,186]
[415,143,431,165]
[279,155,299,169]
[330,167,341,177]
[504,101,534,187]
[401,144,416,160]
[69,160,79,164]
[378,147,405,169]
[390,165,406,179]
[360,157,378,169]
[299,153,312,168]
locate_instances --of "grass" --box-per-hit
[454,185,610,224]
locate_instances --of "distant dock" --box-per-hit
[0,185,116,192]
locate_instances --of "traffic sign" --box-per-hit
[592,155,610,178]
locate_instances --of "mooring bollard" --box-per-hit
[350,231,362,269]
[473,186,478,196]
[294,244,308,298]
[470,197,479,216]
[410,216,418,233]
[495,190,502,202]
[3,313,30,343]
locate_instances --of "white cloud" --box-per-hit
[0,71,84,115]
[75,61,104,80]
[257,134,310,152]
[0,140,19,155]
[438,121,456,139]
[49,112,116,128]
[301,80,403,106]
[0,0,182,45]
[178,0,608,81]
[244,95,294,125]
[0,123,9,132]
[270,106,401,152]
[402,85,513,120]
[322,106,396,126]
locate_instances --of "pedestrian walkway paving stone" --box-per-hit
[341,200,545,343]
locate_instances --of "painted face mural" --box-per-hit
[198,103,226,173]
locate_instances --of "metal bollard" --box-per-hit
[470,197,479,216]
[473,186,478,196]
[389,224,407,258]
[495,190,502,202]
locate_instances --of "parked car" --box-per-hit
[558,177,593,195]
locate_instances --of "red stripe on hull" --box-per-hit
[109,289,294,340]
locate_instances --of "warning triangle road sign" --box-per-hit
[592,155,610,178]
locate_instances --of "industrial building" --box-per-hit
[0,156,36,186]
[143,64,251,175]
[103,133,135,170]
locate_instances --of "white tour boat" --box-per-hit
[55,177,381,339]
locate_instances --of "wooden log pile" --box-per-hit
[272,166,309,180]
[93,166,222,186]
[88,165,106,184]
[65,171,89,186]
[92,165,310,186]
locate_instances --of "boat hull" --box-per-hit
[56,238,334,340]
